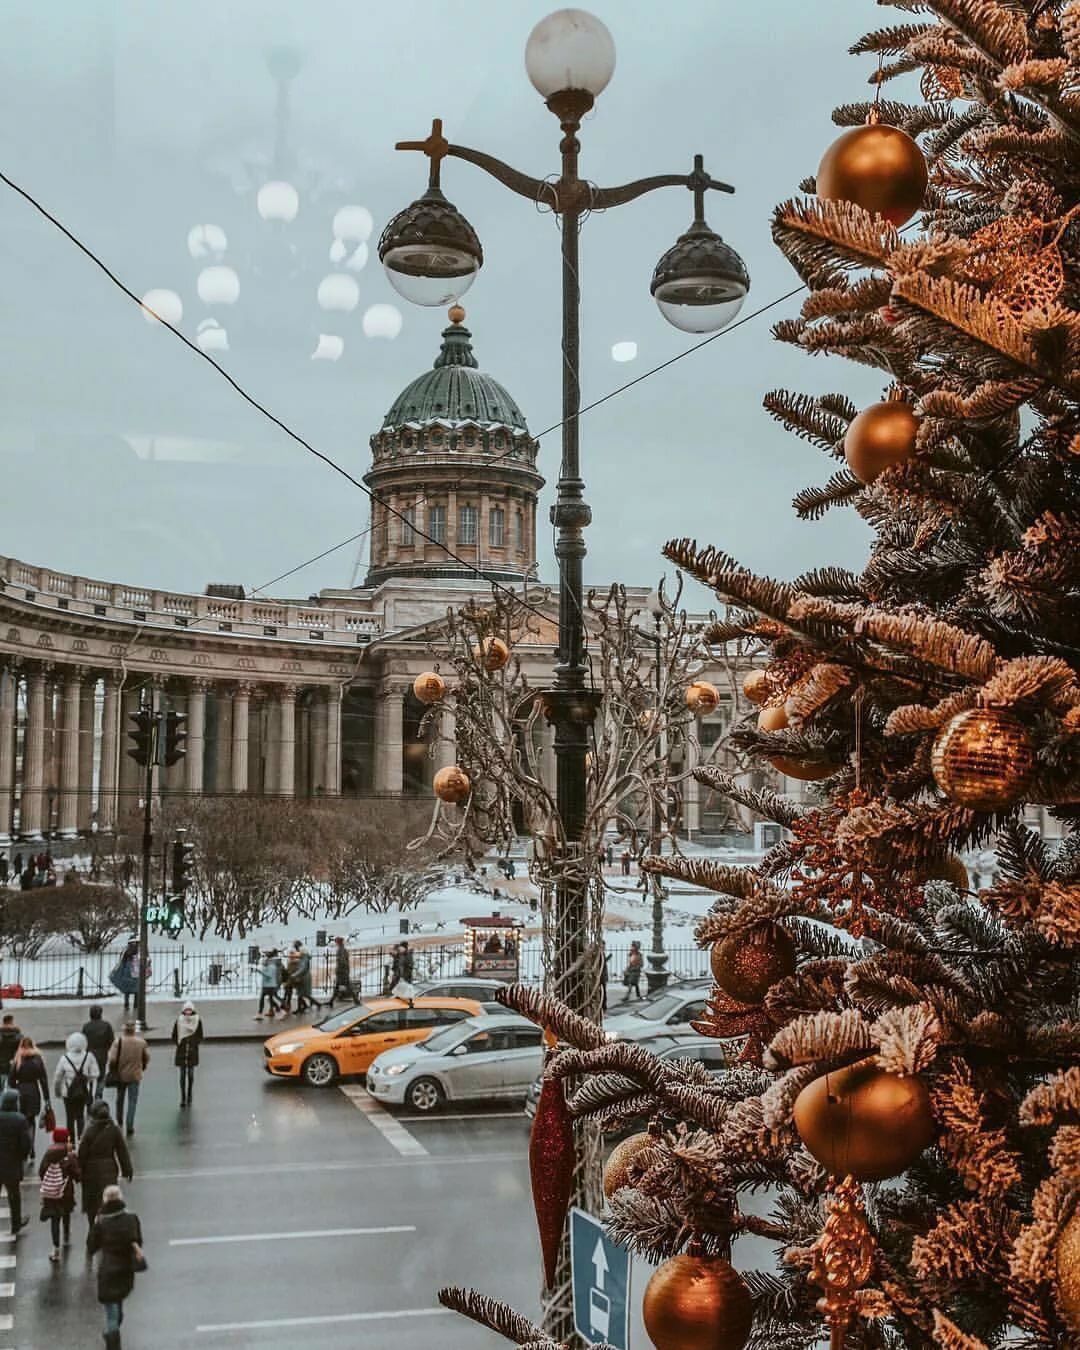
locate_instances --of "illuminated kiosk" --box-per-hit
[461,915,521,982]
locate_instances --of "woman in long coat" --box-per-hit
[78,1101,132,1232]
[170,1003,203,1108]
[8,1036,49,1157]
[88,1184,143,1349]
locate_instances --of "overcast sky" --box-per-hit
[0,0,891,606]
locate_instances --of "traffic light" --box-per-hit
[162,711,188,767]
[171,835,194,896]
[126,709,157,767]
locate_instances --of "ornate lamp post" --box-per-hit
[380,8,748,1025]
[643,589,670,992]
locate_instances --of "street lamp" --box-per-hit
[45,784,57,841]
[380,8,748,1024]
[643,589,669,992]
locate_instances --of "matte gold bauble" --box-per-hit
[474,636,510,672]
[711,922,796,1005]
[931,707,1035,812]
[793,1059,936,1182]
[433,765,471,804]
[742,670,770,705]
[643,1254,753,1350]
[602,1131,652,1200]
[925,854,969,890]
[1055,1206,1080,1333]
[843,400,919,484]
[412,671,446,705]
[686,680,720,715]
[816,121,928,227]
[756,704,835,782]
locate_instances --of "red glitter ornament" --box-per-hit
[529,1047,576,1287]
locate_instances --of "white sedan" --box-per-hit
[366,1013,545,1113]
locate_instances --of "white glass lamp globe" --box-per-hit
[196,319,229,352]
[311,334,345,361]
[362,303,403,340]
[257,180,300,223]
[196,265,240,306]
[317,273,360,312]
[611,340,637,362]
[332,205,373,242]
[654,279,746,334]
[141,288,183,326]
[525,9,615,99]
[382,247,478,307]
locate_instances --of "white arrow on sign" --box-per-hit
[591,1236,609,1292]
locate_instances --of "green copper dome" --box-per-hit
[381,316,529,432]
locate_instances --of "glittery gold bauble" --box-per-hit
[843,400,919,484]
[1055,1206,1080,1333]
[793,1060,936,1182]
[931,707,1035,812]
[686,680,720,715]
[711,922,796,1005]
[412,671,446,705]
[433,765,471,804]
[925,854,969,890]
[742,670,769,705]
[602,1131,652,1200]
[474,636,510,672]
[756,704,835,782]
[642,1254,753,1350]
[816,122,927,227]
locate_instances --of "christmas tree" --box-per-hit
[440,3,1080,1347]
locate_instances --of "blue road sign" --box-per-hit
[570,1207,631,1349]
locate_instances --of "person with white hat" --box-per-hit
[170,1003,203,1109]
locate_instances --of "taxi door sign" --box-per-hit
[570,1207,630,1349]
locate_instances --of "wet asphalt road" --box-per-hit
[11,1043,539,1350]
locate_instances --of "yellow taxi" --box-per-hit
[262,996,484,1088]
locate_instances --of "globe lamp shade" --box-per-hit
[196,265,240,306]
[651,225,749,334]
[378,188,483,308]
[256,180,300,223]
[525,9,616,99]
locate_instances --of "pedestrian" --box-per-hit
[19,865,33,890]
[606,843,614,868]
[326,937,356,1008]
[78,1101,132,1234]
[621,851,631,877]
[279,944,299,1013]
[290,939,316,1015]
[11,852,21,878]
[254,950,283,1021]
[53,1031,98,1146]
[0,1089,29,1237]
[8,1036,50,1157]
[0,1013,21,1081]
[38,1125,80,1262]
[109,937,139,1014]
[623,941,644,1001]
[171,1002,202,1108]
[0,857,8,885]
[82,1006,115,1100]
[88,1183,144,1349]
[391,941,414,988]
[106,1022,149,1138]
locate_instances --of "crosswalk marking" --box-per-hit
[0,1285,13,1299]
[197,1307,450,1333]
[339,1085,428,1157]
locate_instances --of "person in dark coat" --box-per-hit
[0,1088,29,1234]
[88,1184,143,1349]
[391,941,414,987]
[82,1006,115,1101]
[289,941,315,1015]
[0,1015,21,1081]
[78,1101,132,1233]
[8,1036,49,1158]
[170,1003,203,1108]
[38,1125,80,1260]
[325,937,356,1008]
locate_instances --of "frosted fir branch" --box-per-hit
[791,471,865,521]
[437,1287,551,1345]
[548,1044,727,1131]
[873,1003,941,1074]
[690,766,804,828]
[640,853,761,897]
[766,1009,875,1070]
[493,984,607,1051]
[1019,1067,1080,1127]
[565,1072,646,1117]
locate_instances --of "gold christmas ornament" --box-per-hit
[925,854,969,890]
[474,636,510,672]
[433,765,471,804]
[843,400,919,484]
[811,1176,876,1350]
[602,1130,654,1200]
[793,1059,936,1182]
[412,671,446,705]
[711,923,796,1005]
[757,704,835,782]
[816,120,928,227]
[931,707,1035,812]
[1055,1205,1080,1333]
[686,680,720,715]
[742,670,770,705]
[642,1253,753,1350]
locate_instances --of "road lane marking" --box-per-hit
[339,1085,428,1156]
[401,1111,524,1122]
[0,1258,13,1269]
[120,1151,526,1182]
[0,1318,10,1333]
[171,1225,415,1247]
[0,1285,12,1298]
[197,1307,450,1333]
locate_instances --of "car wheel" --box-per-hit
[302,1053,339,1088]
[406,1076,443,1113]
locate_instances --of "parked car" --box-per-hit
[603,985,712,1043]
[414,977,510,1003]
[367,1013,544,1113]
[263,996,483,1088]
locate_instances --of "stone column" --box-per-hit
[684,729,701,837]
[186,680,207,797]
[434,702,457,772]
[447,488,458,553]
[277,685,297,798]
[324,688,342,796]
[58,668,82,838]
[214,686,232,794]
[310,694,327,795]
[21,666,48,839]
[374,685,404,794]
[117,685,142,824]
[0,668,17,844]
[98,675,121,833]
[231,683,251,794]
[78,676,96,832]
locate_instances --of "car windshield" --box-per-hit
[419,1022,473,1054]
[314,1004,374,1033]
[625,994,682,1022]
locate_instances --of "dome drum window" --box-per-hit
[489,506,505,548]
[459,504,478,546]
[428,504,447,544]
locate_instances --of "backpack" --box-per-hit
[64,1054,89,1107]
[40,1160,66,1202]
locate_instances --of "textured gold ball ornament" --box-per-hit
[1054,1206,1080,1333]
[474,636,510,672]
[686,680,720,715]
[843,400,919,484]
[711,922,796,1005]
[931,707,1035,812]
[816,121,928,227]
[793,1059,936,1182]
[412,671,446,705]
[602,1131,653,1200]
[742,670,769,705]
[757,704,835,782]
[642,1253,753,1350]
[432,765,471,804]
